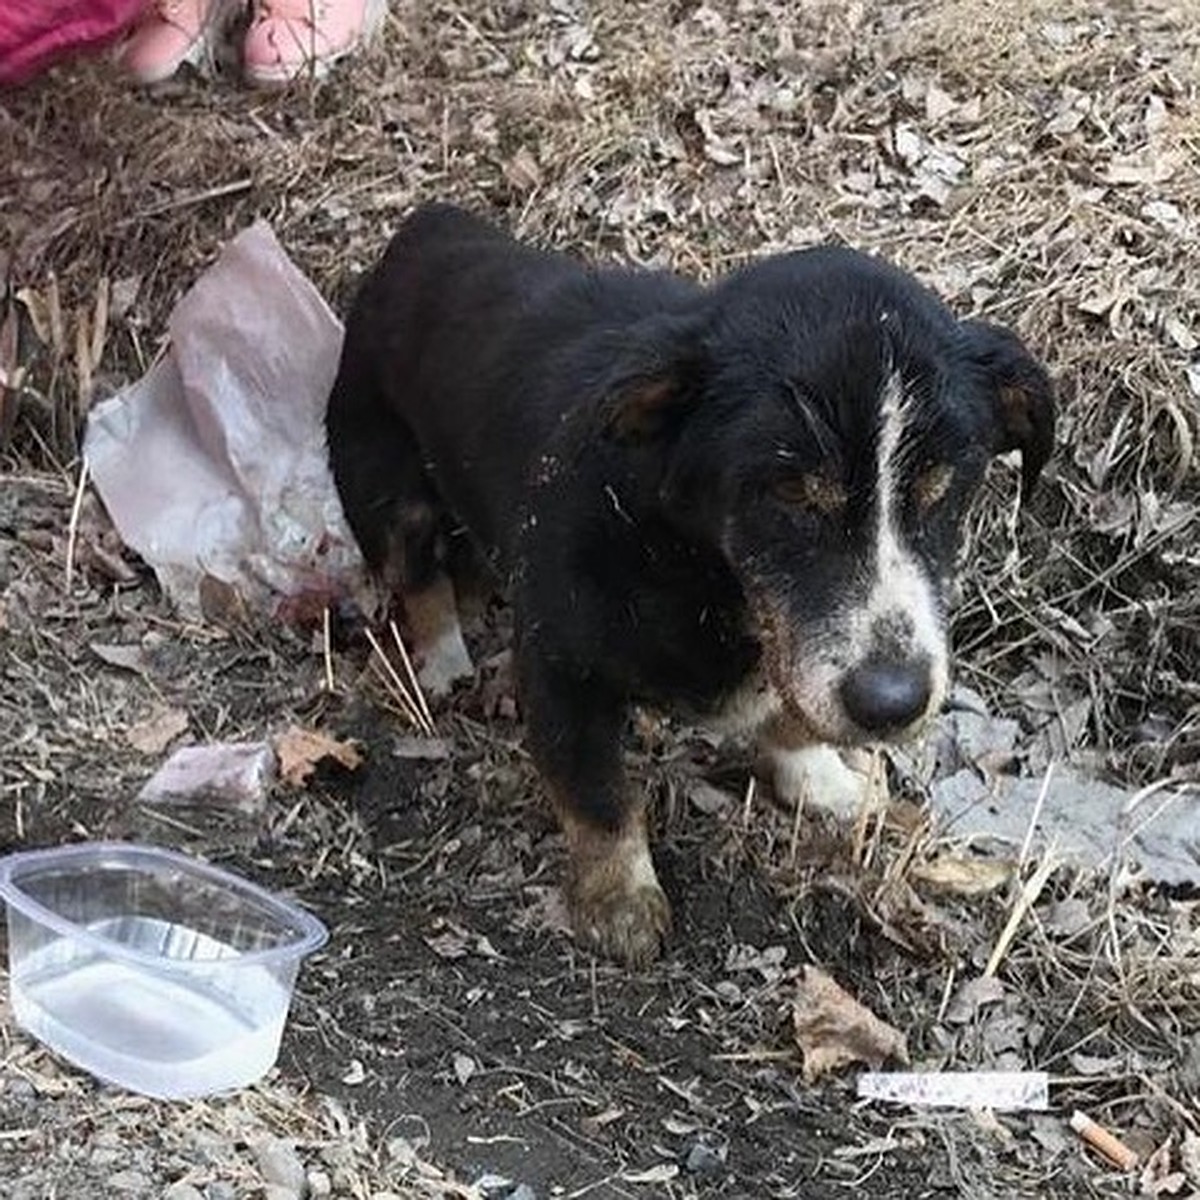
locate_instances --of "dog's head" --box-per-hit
[601,248,1055,746]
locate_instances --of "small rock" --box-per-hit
[3,1077,36,1101]
[163,1185,205,1200]
[204,1185,236,1200]
[109,1170,152,1194]
[265,1187,302,1200]
[683,1140,726,1175]
[508,1186,538,1200]
[254,1138,306,1194]
[307,1171,332,1198]
[138,741,277,814]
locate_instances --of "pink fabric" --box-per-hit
[0,0,150,86]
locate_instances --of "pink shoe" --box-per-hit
[242,0,384,87]
[115,0,230,83]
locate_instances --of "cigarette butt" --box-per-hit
[1069,1110,1139,1171]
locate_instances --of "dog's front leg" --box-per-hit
[519,654,671,966]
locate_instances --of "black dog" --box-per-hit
[326,203,1054,965]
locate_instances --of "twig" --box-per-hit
[388,619,436,735]
[984,848,1059,978]
[126,178,253,223]
[741,774,757,832]
[64,458,90,592]
[1017,761,1054,874]
[321,605,335,693]
[364,637,428,735]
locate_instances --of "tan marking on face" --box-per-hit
[915,463,954,510]
[773,474,848,514]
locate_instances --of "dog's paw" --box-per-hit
[415,627,475,698]
[569,841,672,968]
[767,743,880,820]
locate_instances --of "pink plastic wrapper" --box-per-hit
[0,0,149,86]
[84,221,370,623]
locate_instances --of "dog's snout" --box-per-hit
[840,658,932,735]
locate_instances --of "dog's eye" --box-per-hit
[914,464,954,509]
[773,474,846,514]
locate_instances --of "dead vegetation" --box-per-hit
[2,1,1200,1197]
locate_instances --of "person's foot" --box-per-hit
[116,0,228,83]
[242,0,385,87]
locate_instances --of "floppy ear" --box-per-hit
[596,316,703,444]
[961,319,1056,500]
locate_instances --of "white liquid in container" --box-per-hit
[0,843,327,1099]
[11,918,289,1098]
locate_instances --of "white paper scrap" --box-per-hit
[857,1071,1050,1112]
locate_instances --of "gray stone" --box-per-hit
[684,1141,726,1175]
[163,1185,206,1200]
[109,1170,152,1195]
[254,1138,306,1193]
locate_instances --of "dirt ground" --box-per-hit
[2,2,1200,1198]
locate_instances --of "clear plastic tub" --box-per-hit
[0,841,328,1099]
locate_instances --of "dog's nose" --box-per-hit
[840,659,932,735]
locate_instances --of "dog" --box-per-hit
[325,203,1055,966]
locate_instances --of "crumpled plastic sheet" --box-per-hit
[84,221,370,623]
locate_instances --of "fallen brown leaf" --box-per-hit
[911,854,1014,896]
[126,707,190,755]
[275,727,363,787]
[790,966,908,1083]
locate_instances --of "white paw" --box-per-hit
[415,626,475,698]
[768,744,881,820]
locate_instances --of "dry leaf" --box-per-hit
[453,1053,477,1086]
[502,146,543,192]
[790,966,908,1083]
[89,641,148,673]
[925,82,957,122]
[198,574,250,630]
[1102,150,1182,185]
[1141,1135,1186,1196]
[275,727,363,787]
[425,928,470,960]
[911,854,1013,896]
[126,707,189,755]
[944,975,1006,1024]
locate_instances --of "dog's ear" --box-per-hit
[597,316,702,444]
[961,319,1056,500]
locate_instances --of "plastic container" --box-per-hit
[0,842,328,1099]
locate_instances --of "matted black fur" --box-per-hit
[326,203,1054,965]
